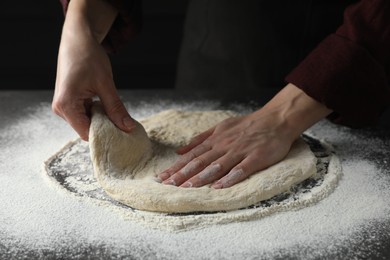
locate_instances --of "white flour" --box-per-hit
[44,133,341,231]
[1,101,390,259]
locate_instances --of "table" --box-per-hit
[1,90,389,259]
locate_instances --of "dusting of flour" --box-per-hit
[45,133,341,231]
[1,100,390,259]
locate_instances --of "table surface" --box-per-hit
[1,90,390,259]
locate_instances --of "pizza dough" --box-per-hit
[89,104,317,213]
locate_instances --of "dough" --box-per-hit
[89,104,317,213]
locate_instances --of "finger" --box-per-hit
[162,150,222,187]
[84,98,93,117]
[99,85,136,133]
[212,155,261,189]
[180,153,243,188]
[158,143,211,181]
[58,98,91,141]
[176,127,214,155]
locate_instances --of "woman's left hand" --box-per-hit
[157,110,294,189]
[157,83,332,189]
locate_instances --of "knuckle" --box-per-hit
[175,155,191,168]
[51,98,66,116]
[180,158,203,177]
[211,161,224,173]
[192,129,212,143]
[190,145,202,156]
[224,168,246,187]
[208,144,223,155]
[106,99,125,115]
[216,137,234,148]
[190,135,204,145]
[184,151,197,161]
[191,143,210,156]
[202,139,212,147]
[201,162,223,178]
[252,148,265,158]
[53,96,78,113]
[51,102,61,115]
[192,157,207,169]
[169,174,179,182]
[218,117,236,128]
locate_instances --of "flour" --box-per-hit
[1,100,390,259]
[87,106,322,213]
[45,132,341,231]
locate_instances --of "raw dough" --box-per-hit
[89,104,317,213]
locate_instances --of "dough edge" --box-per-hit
[89,105,317,213]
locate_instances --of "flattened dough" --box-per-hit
[89,104,317,213]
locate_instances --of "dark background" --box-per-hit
[0,0,188,90]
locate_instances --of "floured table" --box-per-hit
[1,90,390,259]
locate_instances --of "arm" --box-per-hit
[53,0,135,140]
[58,0,142,53]
[159,0,390,189]
[286,0,390,127]
[62,0,117,43]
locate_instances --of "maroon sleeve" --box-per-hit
[59,0,142,53]
[286,0,390,127]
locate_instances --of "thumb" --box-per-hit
[100,88,136,132]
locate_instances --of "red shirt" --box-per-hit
[59,0,390,127]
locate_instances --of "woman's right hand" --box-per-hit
[52,0,135,141]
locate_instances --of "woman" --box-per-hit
[53,0,390,189]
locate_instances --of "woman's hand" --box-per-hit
[52,0,135,141]
[158,111,294,189]
[158,84,332,189]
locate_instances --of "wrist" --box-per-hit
[254,84,332,141]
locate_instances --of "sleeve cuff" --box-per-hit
[59,0,141,53]
[101,0,142,53]
[286,34,390,127]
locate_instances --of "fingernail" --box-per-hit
[155,177,162,183]
[163,179,176,186]
[123,117,135,130]
[181,182,192,188]
[212,182,223,189]
[158,172,170,181]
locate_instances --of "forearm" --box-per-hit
[62,0,118,44]
[57,0,118,87]
[253,84,332,141]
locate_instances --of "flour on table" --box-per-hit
[3,99,388,259]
